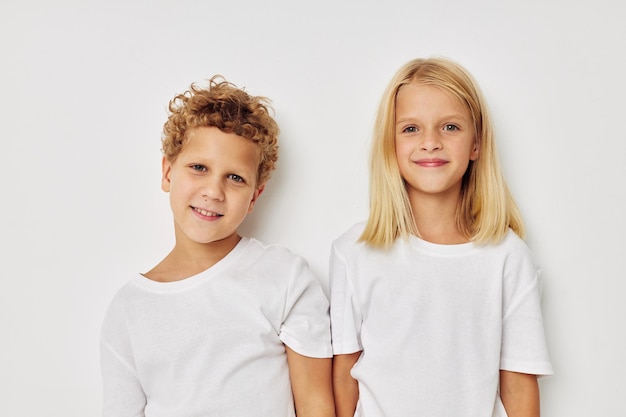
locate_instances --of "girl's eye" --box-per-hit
[402,126,418,133]
[191,164,207,172]
[443,124,459,131]
[228,174,244,183]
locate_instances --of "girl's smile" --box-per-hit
[413,158,449,167]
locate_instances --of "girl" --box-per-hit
[330,57,553,417]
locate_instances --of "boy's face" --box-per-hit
[161,126,263,249]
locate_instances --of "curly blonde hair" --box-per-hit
[162,76,279,186]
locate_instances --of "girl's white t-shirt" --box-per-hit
[330,222,553,417]
[101,237,332,417]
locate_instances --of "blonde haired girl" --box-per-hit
[331,57,552,417]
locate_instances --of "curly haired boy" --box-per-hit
[100,77,334,417]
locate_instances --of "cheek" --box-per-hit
[395,141,415,170]
[394,149,412,180]
[234,190,257,212]
[395,140,409,160]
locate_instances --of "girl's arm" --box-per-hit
[333,352,361,417]
[500,370,540,417]
[286,346,335,417]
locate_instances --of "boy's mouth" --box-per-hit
[192,207,223,217]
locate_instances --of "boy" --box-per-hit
[100,77,334,417]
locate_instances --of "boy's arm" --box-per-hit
[286,346,335,417]
[500,370,540,417]
[332,352,361,417]
[101,340,146,417]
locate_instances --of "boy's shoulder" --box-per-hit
[244,236,296,255]
[100,275,142,337]
[101,238,314,317]
[243,236,311,270]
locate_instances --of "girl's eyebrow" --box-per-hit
[395,114,468,125]
[395,117,414,125]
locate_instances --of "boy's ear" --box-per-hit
[247,185,265,213]
[161,156,172,192]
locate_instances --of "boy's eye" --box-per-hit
[191,164,207,172]
[443,124,459,131]
[227,174,244,183]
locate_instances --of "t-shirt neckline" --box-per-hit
[131,236,251,292]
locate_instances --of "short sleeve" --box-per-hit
[329,243,363,355]
[279,257,332,358]
[100,297,147,417]
[500,251,553,376]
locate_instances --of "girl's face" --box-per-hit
[394,83,479,203]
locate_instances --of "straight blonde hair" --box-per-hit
[360,57,524,247]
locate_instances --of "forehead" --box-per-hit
[180,127,260,166]
[396,83,469,117]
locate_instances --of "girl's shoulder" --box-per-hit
[336,221,367,241]
[332,221,367,249]
[495,229,534,256]
[487,229,539,273]
[330,222,374,261]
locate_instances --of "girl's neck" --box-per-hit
[409,192,469,245]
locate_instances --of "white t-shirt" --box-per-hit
[330,222,553,417]
[101,237,332,417]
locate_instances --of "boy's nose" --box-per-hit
[201,178,225,201]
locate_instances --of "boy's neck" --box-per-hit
[144,233,242,282]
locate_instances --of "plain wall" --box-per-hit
[1,0,625,415]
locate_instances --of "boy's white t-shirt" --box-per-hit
[101,237,332,417]
[330,222,553,417]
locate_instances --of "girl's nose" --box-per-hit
[420,130,443,152]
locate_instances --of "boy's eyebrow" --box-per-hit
[189,158,257,177]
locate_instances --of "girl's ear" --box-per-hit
[470,140,480,161]
[161,156,172,192]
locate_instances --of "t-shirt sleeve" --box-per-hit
[329,243,363,355]
[100,298,147,417]
[279,257,332,358]
[500,247,554,376]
